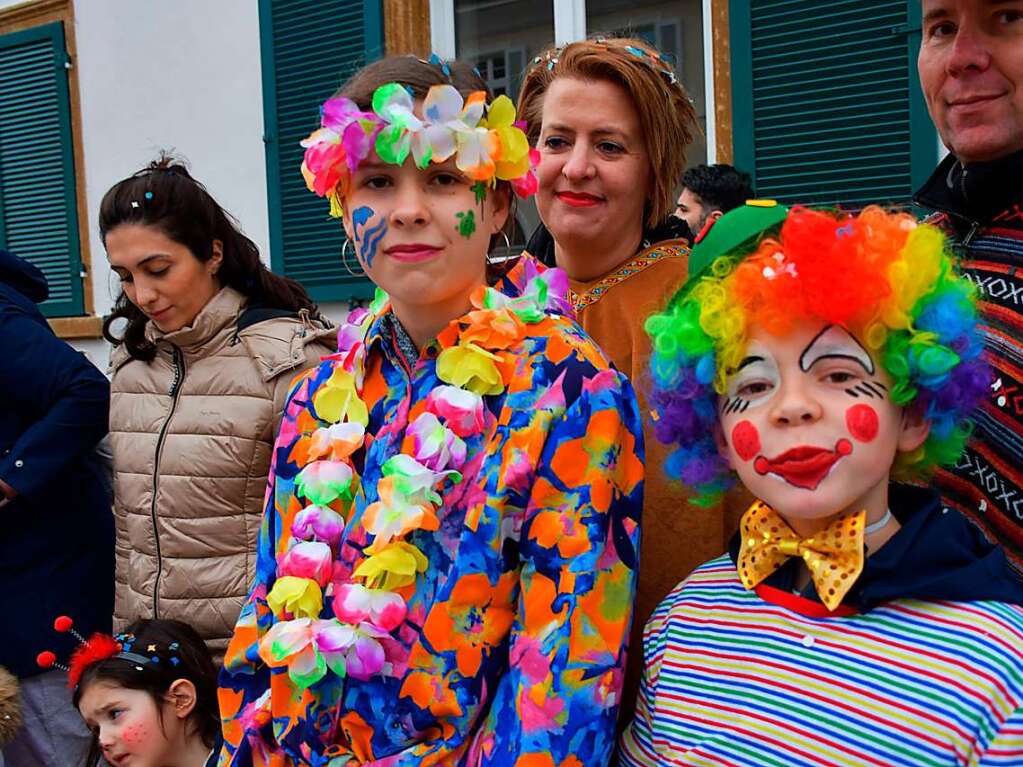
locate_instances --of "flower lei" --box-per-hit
[257,266,569,689]
[300,82,539,218]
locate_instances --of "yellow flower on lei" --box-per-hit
[312,366,369,426]
[436,342,504,396]
[353,541,430,590]
[267,575,323,619]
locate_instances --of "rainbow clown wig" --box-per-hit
[646,205,989,506]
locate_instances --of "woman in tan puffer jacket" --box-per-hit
[101,158,336,656]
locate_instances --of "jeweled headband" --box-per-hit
[301,83,539,217]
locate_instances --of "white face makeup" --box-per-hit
[718,321,930,531]
[722,342,781,414]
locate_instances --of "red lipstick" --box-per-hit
[556,191,602,207]
[753,439,852,490]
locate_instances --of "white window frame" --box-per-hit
[429,0,717,160]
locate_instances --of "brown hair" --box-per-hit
[517,37,699,228]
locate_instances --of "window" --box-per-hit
[0,20,85,317]
[729,0,936,207]
[259,0,384,301]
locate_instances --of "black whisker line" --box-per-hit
[863,380,887,396]
[845,388,860,398]
[854,384,877,399]
[740,400,750,413]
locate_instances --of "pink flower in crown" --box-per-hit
[319,97,379,171]
[307,422,365,462]
[278,540,333,587]
[295,460,354,505]
[292,504,345,548]
[511,148,540,198]
[426,385,486,438]
[332,582,406,632]
[407,412,467,472]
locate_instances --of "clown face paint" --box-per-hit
[78,681,188,767]
[719,321,916,532]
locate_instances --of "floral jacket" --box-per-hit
[218,257,644,766]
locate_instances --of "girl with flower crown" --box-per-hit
[217,56,643,767]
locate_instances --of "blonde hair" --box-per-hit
[517,37,699,228]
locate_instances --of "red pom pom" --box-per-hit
[54,616,74,633]
[68,634,122,688]
[36,651,56,669]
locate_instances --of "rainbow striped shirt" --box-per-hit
[619,557,1023,767]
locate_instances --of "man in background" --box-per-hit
[674,163,754,235]
[913,0,1023,570]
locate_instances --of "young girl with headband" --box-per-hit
[48,618,220,767]
[218,56,643,766]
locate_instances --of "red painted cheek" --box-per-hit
[120,723,149,746]
[846,404,880,443]
[731,420,762,462]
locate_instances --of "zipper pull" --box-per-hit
[168,347,184,396]
[963,221,979,247]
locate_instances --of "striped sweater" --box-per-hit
[619,490,1023,767]
[915,151,1023,572]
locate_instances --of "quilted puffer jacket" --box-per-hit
[109,287,335,654]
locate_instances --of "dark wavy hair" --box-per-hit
[681,164,754,215]
[72,619,219,766]
[100,155,320,361]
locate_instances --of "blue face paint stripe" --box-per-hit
[359,219,388,268]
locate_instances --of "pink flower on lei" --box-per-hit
[332,583,406,632]
[291,504,345,548]
[277,541,333,587]
[407,412,467,472]
[426,385,486,438]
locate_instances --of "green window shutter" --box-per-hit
[0,22,84,317]
[730,0,937,208]
[260,0,384,302]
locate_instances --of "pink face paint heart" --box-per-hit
[731,420,761,463]
[846,404,879,443]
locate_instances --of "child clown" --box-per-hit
[619,203,1023,766]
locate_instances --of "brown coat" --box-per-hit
[109,288,336,654]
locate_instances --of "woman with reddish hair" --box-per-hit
[518,37,732,711]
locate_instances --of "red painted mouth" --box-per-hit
[753,439,852,490]
[556,191,603,207]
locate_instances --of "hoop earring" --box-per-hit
[486,229,513,266]
[341,239,364,277]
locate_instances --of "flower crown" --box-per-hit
[301,83,539,218]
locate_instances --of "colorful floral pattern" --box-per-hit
[218,256,643,766]
[301,83,538,218]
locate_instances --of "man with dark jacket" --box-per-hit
[0,249,114,766]
[913,0,1023,570]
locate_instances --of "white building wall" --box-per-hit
[0,0,271,364]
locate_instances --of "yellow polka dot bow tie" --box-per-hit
[737,501,866,611]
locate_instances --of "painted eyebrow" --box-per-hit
[735,355,765,372]
[799,325,875,374]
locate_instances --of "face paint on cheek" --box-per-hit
[730,420,761,463]
[846,403,879,443]
[351,205,387,269]
[455,209,476,239]
[120,722,149,746]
